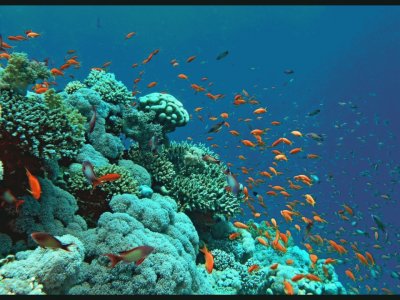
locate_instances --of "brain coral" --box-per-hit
[68,193,213,295]
[0,89,86,160]
[138,93,189,133]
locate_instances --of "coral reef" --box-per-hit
[128,141,243,218]
[83,69,133,106]
[68,193,213,295]
[14,178,87,238]
[0,89,86,160]
[64,162,138,226]
[137,92,189,133]
[0,52,50,95]
[0,234,84,295]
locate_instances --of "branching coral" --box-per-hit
[64,163,139,226]
[0,52,50,95]
[83,69,133,106]
[128,141,243,218]
[0,89,86,160]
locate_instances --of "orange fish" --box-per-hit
[241,140,256,147]
[178,73,188,80]
[233,221,249,229]
[147,81,157,88]
[0,53,11,60]
[186,55,196,63]
[229,130,240,136]
[291,130,303,137]
[220,112,229,119]
[191,83,206,92]
[270,263,279,270]
[289,147,302,155]
[253,107,267,114]
[50,68,64,76]
[283,279,294,295]
[305,274,322,282]
[256,236,268,246]
[307,154,320,159]
[345,269,356,281]
[324,258,336,265]
[125,31,136,39]
[25,168,41,200]
[248,264,260,273]
[94,173,122,188]
[229,232,241,240]
[27,31,40,38]
[199,244,214,273]
[271,121,281,126]
[291,274,305,282]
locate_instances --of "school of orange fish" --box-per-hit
[0,29,397,295]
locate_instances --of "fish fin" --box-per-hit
[61,243,74,252]
[92,179,102,189]
[26,188,33,195]
[104,253,123,268]
[135,257,146,266]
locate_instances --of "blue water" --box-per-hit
[1,5,399,294]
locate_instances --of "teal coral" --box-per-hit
[0,90,86,160]
[83,69,133,105]
[0,52,50,95]
[68,193,213,295]
[138,92,189,133]
[66,163,139,200]
[128,141,243,217]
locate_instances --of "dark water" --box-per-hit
[0,5,399,294]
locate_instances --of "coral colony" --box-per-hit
[0,52,346,295]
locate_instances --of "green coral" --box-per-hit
[138,93,189,133]
[83,69,133,105]
[66,163,139,199]
[0,89,86,160]
[64,81,86,95]
[129,141,243,217]
[0,52,50,95]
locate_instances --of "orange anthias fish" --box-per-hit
[94,173,122,188]
[200,244,214,273]
[147,81,157,88]
[233,221,249,229]
[25,168,41,200]
[31,232,74,251]
[248,264,260,273]
[186,55,196,63]
[104,245,154,268]
[125,31,136,39]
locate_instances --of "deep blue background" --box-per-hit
[0,5,399,294]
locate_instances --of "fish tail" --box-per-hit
[104,253,123,268]
[92,178,102,189]
[61,243,74,252]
